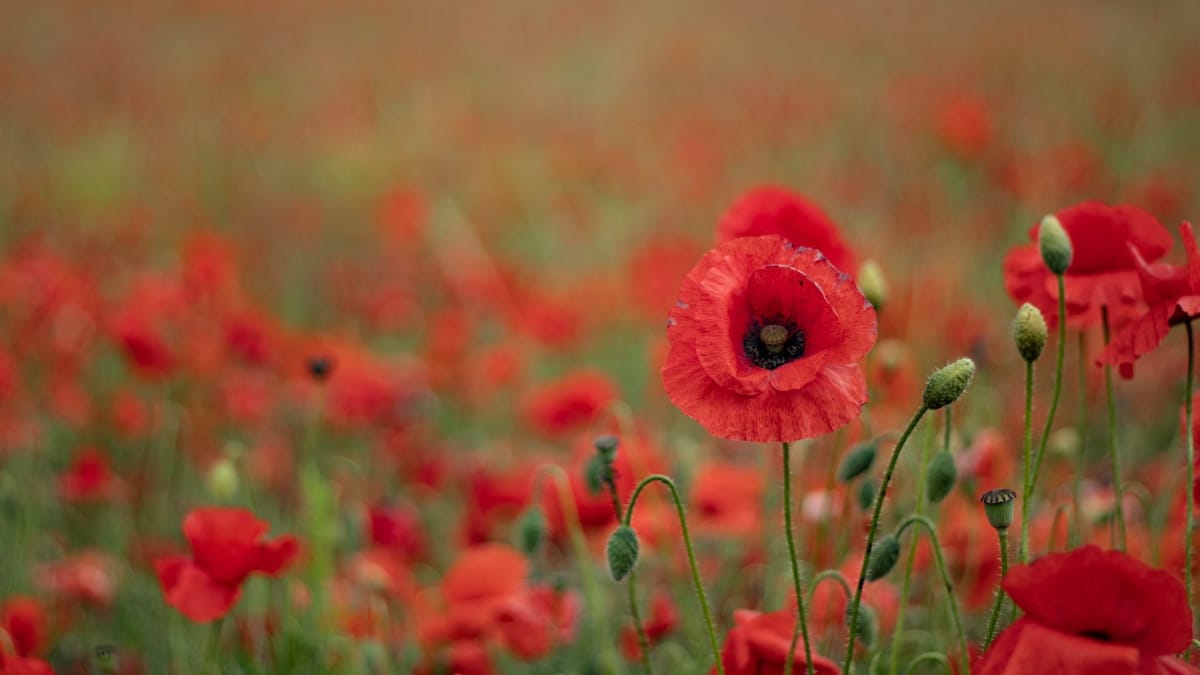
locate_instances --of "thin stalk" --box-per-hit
[1185,320,1196,617]
[1072,330,1087,547]
[1027,274,1067,562]
[605,475,652,675]
[895,516,970,675]
[1018,360,1034,564]
[842,406,929,673]
[982,529,1010,648]
[1101,306,1126,551]
[782,442,816,675]
[806,570,853,606]
[888,415,937,675]
[903,653,950,675]
[625,475,724,675]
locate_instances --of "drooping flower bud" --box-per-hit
[857,478,877,511]
[837,441,877,483]
[517,505,547,555]
[846,604,877,646]
[857,260,888,312]
[1013,303,1048,362]
[926,451,957,504]
[606,526,640,581]
[922,358,975,410]
[585,455,607,495]
[866,535,901,580]
[980,488,1017,531]
[1038,214,1073,275]
[206,457,239,502]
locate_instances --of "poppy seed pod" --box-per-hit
[1013,303,1048,362]
[857,260,888,312]
[516,505,547,555]
[606,526,640,581]
[922,358,975,410]
[866,535,901,580]
[925,451,957,504]
[980,488,1017,531]
[1038,214,1073,275]
[837,441,877,483]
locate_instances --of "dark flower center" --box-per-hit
[1081,630,1112,642]
[743,317,806,370]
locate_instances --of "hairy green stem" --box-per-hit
[1072,330,1087,547]
[888,415,937,675]
[625,475,724,675]
[806,569,853,606]
[782,442,817,675]
[983,529,1010,648]
[1101,306,1126,551]
[1018,359,1034,565]
[895,516,970,675]
[1026,274,1067,563]
[842,406,928,673]
[605,474,652,675]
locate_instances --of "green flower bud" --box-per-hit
[925,451,958,504]
[606,526,640,581]
[594,434,620,462]
[980,488,1017,531]
[922,358,975,410]
[1013,303,1048,362]
[517,505,547,555]
[857,260,888,312]
[857,478,877,511]
[585,455,607,495]
[1039,214,1073,275]
[837,441,877,483]
[866,535,901,581]
[846,604,877,646]
[206,457,239,502]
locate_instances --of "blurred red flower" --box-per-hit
[155,507,300,622]
[978,546,1197,674]
[521,369,617,438]
[711,608,841,675]
[1,597,46,659]
[1101,222,1200,377]
[1002,202,1172,330]
[717,186,857,274]
[619,591,679,662]
[58,446,117,503]
[662,235,876,442]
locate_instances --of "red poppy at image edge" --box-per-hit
[155,507,300,623]
[662,235,877,442]
[1001,201,1173,331]
[976,546,1199,675]
[716,185,857,275]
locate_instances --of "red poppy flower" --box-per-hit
[716,186,857,274]
[155,508,300,622]
[0,651,54,675]
[662,235,876,442]
[1,597,46,658]
[978,546,1197,675]
[521,369,618,438]
[58,446,117,503]
[711,608,841,675]
[1002,202,1172,329]
[619,591,679,662]
[1101,222,1200,377]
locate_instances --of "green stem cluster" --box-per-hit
[782,442,816,675]
[894,516,970,675]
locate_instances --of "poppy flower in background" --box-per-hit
[1101,222,1200,378]
[1002,201,1172,330]
[977,546,1197,674]
[662,235,877,442]
[619,591,679,662]
[711,608,841,675]
[1,597,46,660]
[58,446,118,503]
[155,507,300,622]
[521,369,618,438]
[716,186,857,274]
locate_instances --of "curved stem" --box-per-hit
[625,475,724,675]
[888,415,937,675]
[842,406,928,673]
[806,569,853,606]
[605,474,652,675]
[1027,274,1067,563]
[895,516,971,675]
[1185,320,1196,621]
[1101,306,1126,551]
[782,442,816,675]
[903,653,951,675]
[982,529,1010,648]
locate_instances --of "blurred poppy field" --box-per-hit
[5,1,1200,674]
